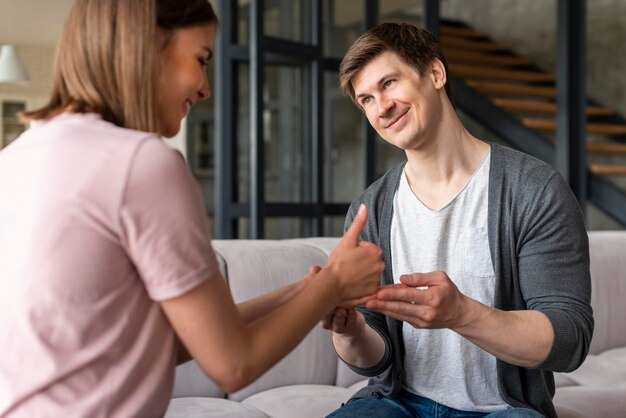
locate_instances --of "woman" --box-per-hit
[0,0,384,416]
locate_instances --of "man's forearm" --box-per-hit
[333,323,386,369]
[454,297,554,368]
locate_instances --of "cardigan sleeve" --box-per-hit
[337,199,394,376]
[516,172,594,373]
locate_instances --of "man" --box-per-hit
[323,23,593,418]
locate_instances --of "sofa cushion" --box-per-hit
[242,384,353,418]
[165,397,269,418]
[558,347,626,388]
[553,372,577,388]
[336,358,369,388]
[553,387,626,418]
[172,361,225,399]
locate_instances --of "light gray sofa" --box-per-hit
[165,232,626,418]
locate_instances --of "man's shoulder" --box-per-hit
[490,143,559,190]
[492,143,555,173]
[354,162,404,202]
[346,161,404,219]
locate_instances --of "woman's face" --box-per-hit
[156,23,216,138]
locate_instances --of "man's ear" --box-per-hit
[429,58,447,90]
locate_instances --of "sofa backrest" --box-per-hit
[215,238,340,401]
[172,232,626,399]
[587,231,626,355]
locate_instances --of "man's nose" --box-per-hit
[377,94,394,118]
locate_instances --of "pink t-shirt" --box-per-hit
[0,113,218,417]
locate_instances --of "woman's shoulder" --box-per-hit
[45,112,160,143]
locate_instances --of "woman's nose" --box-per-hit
[198,78,211,101]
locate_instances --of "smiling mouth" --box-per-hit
[182,100,194,117]
[385,108,409,129]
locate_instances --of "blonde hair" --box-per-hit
[23,0,218,133]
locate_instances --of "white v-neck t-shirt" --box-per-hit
[390,150,508,412]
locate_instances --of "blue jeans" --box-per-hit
[326,390,545,418]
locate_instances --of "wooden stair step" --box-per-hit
[441,35,510,51]
[589,165,626,175]
[523,118,626,135]
[493,98,614,117]
[444,50,533,67]
[588,143,626,154]
[449,64,555,82]
[441,26,488,38]
[466,80,556,98]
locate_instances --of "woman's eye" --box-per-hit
[199,57,209,67]
[362,97,371,105]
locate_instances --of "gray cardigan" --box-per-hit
[343,143,593,418]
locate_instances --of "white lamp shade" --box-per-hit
[0,45,29,83]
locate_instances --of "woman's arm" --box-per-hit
[162,205,385,392]
[236,265,318,324]
[175,266,317,365]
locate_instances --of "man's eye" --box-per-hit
[384,80,394,88]
[362,97,371,105]
[199,57,209,67]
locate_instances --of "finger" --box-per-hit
[399,272,439,288]
[368,306,428,328]
[376,286,429,305]
[339,204,367,248]
[345,308,357,327]
[332,308,348,328]
[320,311,335,329]
[378,283,409,290]
[340,292,378,308]
[309,264,322,274]
[366,300,429,326]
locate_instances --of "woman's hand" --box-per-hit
[323,204,385,303]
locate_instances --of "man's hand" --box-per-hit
[321,305,385,369]
[320,307,365,337]
[366,271,469,329]
[366,270,555,367]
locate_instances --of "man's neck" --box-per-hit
[403,124,489,211]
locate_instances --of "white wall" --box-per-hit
[0,44,55,110]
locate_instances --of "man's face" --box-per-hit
[351,51,445,151]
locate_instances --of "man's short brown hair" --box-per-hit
[339,22,453,105]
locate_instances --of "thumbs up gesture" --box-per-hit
[324,204,384,305]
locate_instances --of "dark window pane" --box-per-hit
[237,63,250,204]
[237,0,249,46]
[265,217,314,239]
[376,139,405,179]
[264,0,311,43]
[264,65,310,203]
[324,216,346,237]
[323,0,365,58]
[187,62,215,231]
[379,0,424,24]
[324,72,365,203]
[238,217,249,239]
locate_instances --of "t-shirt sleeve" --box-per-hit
[119,137,219,301]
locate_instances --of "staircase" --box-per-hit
[438,22,626,226]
